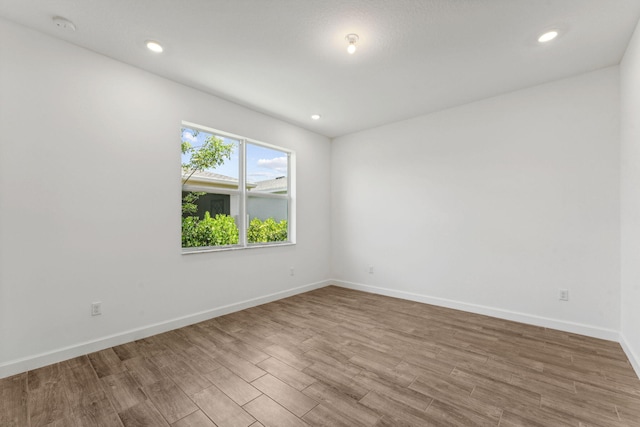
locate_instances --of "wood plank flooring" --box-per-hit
[1,285,639,426]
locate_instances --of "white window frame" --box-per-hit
[181,121,295,254]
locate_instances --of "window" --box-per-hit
[181,122,294,252]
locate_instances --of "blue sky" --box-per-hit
[181,127,287,183]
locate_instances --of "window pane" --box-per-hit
[182,191,240,248]
[181,126,240,249]
[247,196,288,243]
[181,127,239,187]
[246,143,288,194]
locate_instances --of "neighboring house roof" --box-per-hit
[183,170,287,192]
[182,169,253,191]
[253,176,287,193]
[182,169,238,185]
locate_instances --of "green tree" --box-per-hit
[181,130,234,216]
[181,131,234,185]
[181,191,205,216]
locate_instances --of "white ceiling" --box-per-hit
[1,0,639,138]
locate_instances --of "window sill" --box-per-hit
[181,241,295,255]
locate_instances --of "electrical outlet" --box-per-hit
[290,267,294,276]
[559,289,569,301]
[369,266,374,274]
[91,302,102,316]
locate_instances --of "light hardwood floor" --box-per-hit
[1,286,639,426]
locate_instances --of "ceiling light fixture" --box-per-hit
[538,30,558,43]
[146,40,164,53]
[345,34,359,54]
[311,114,321,120]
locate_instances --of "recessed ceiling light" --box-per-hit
[146,40,164,53]
[538,31,558,43]
[311,114,321,120]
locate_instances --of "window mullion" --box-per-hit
[287,152,292,243]
[239,139,247,247]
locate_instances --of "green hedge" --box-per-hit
[247,217,288,243]
[182,213,287,247]
[182,212,239,247]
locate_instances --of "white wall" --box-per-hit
[0,18,331,377]
[332,68,621,338]
[620,18,640,375]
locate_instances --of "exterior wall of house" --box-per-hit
[332,67,621,339]
[248,196,288,222]
[0,18,331,377]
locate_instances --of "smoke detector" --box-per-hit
[52,16,76,32]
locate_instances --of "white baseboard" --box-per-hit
[2,279,631,380]
[620,333,640,379]
[332,280,620,342]
[0,280,331,379]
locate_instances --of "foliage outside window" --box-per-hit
[181,122,293,252]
